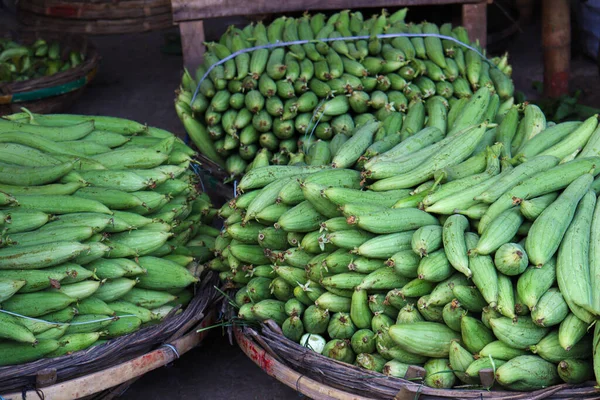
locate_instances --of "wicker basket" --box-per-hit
[0,272,220,398]
[17,0,173,34]
[236,321,600,400]
[0,32,99,116]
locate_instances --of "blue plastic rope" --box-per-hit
[303,98,328,144]
[191,32,491,104]
[189,161,206,192]
[161,343,180,359]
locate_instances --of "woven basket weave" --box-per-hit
[0,272,219,395]
[17,0,173,34]
[236,320,600,400]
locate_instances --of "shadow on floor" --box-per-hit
[123,331,300,400]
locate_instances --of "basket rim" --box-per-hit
[0,272,220,394]
[18,0,172,20]
[3,307,218,400]
[237,321,600,400]
[0,31,100,102]
[17,10,174,35]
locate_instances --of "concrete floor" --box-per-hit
[1,6,600,400]
[123,331,299,400]
[67,33,183,136]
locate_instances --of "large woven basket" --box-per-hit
[0,272,220,398]
[236,321,600,400]
[0,32,99,116]
[17,0,173,34]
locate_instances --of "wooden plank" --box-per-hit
[542,0,570,97]
[91,308,213,400]
[173,0,482,22]
[179,19,206,71]
[462,2,487,48]
[0,309,215,400]
[235,328,375,400]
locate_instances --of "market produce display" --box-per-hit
[215,84,600,391]
[0,39,85,82]
[0,112,216,366]
[174,9,514,179]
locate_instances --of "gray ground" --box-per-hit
[122,331,299,400]
[1,7,600,400]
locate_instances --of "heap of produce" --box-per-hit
[0,112,216,366]
[215,83,600,391]
[175,9,514,179]
[0,39,85,82]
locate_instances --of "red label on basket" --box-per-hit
[235,330,274,373]
[46,6,79,18]
[249,346,274,373]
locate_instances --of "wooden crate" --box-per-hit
[542,0,570,97]
[171,0,490,70]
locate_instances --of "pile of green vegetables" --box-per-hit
[175,9,514,180]
[212,83,600,391]
[0,39,85,83]
[0,112,215,366]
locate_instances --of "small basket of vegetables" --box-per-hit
[0,32,99,115]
